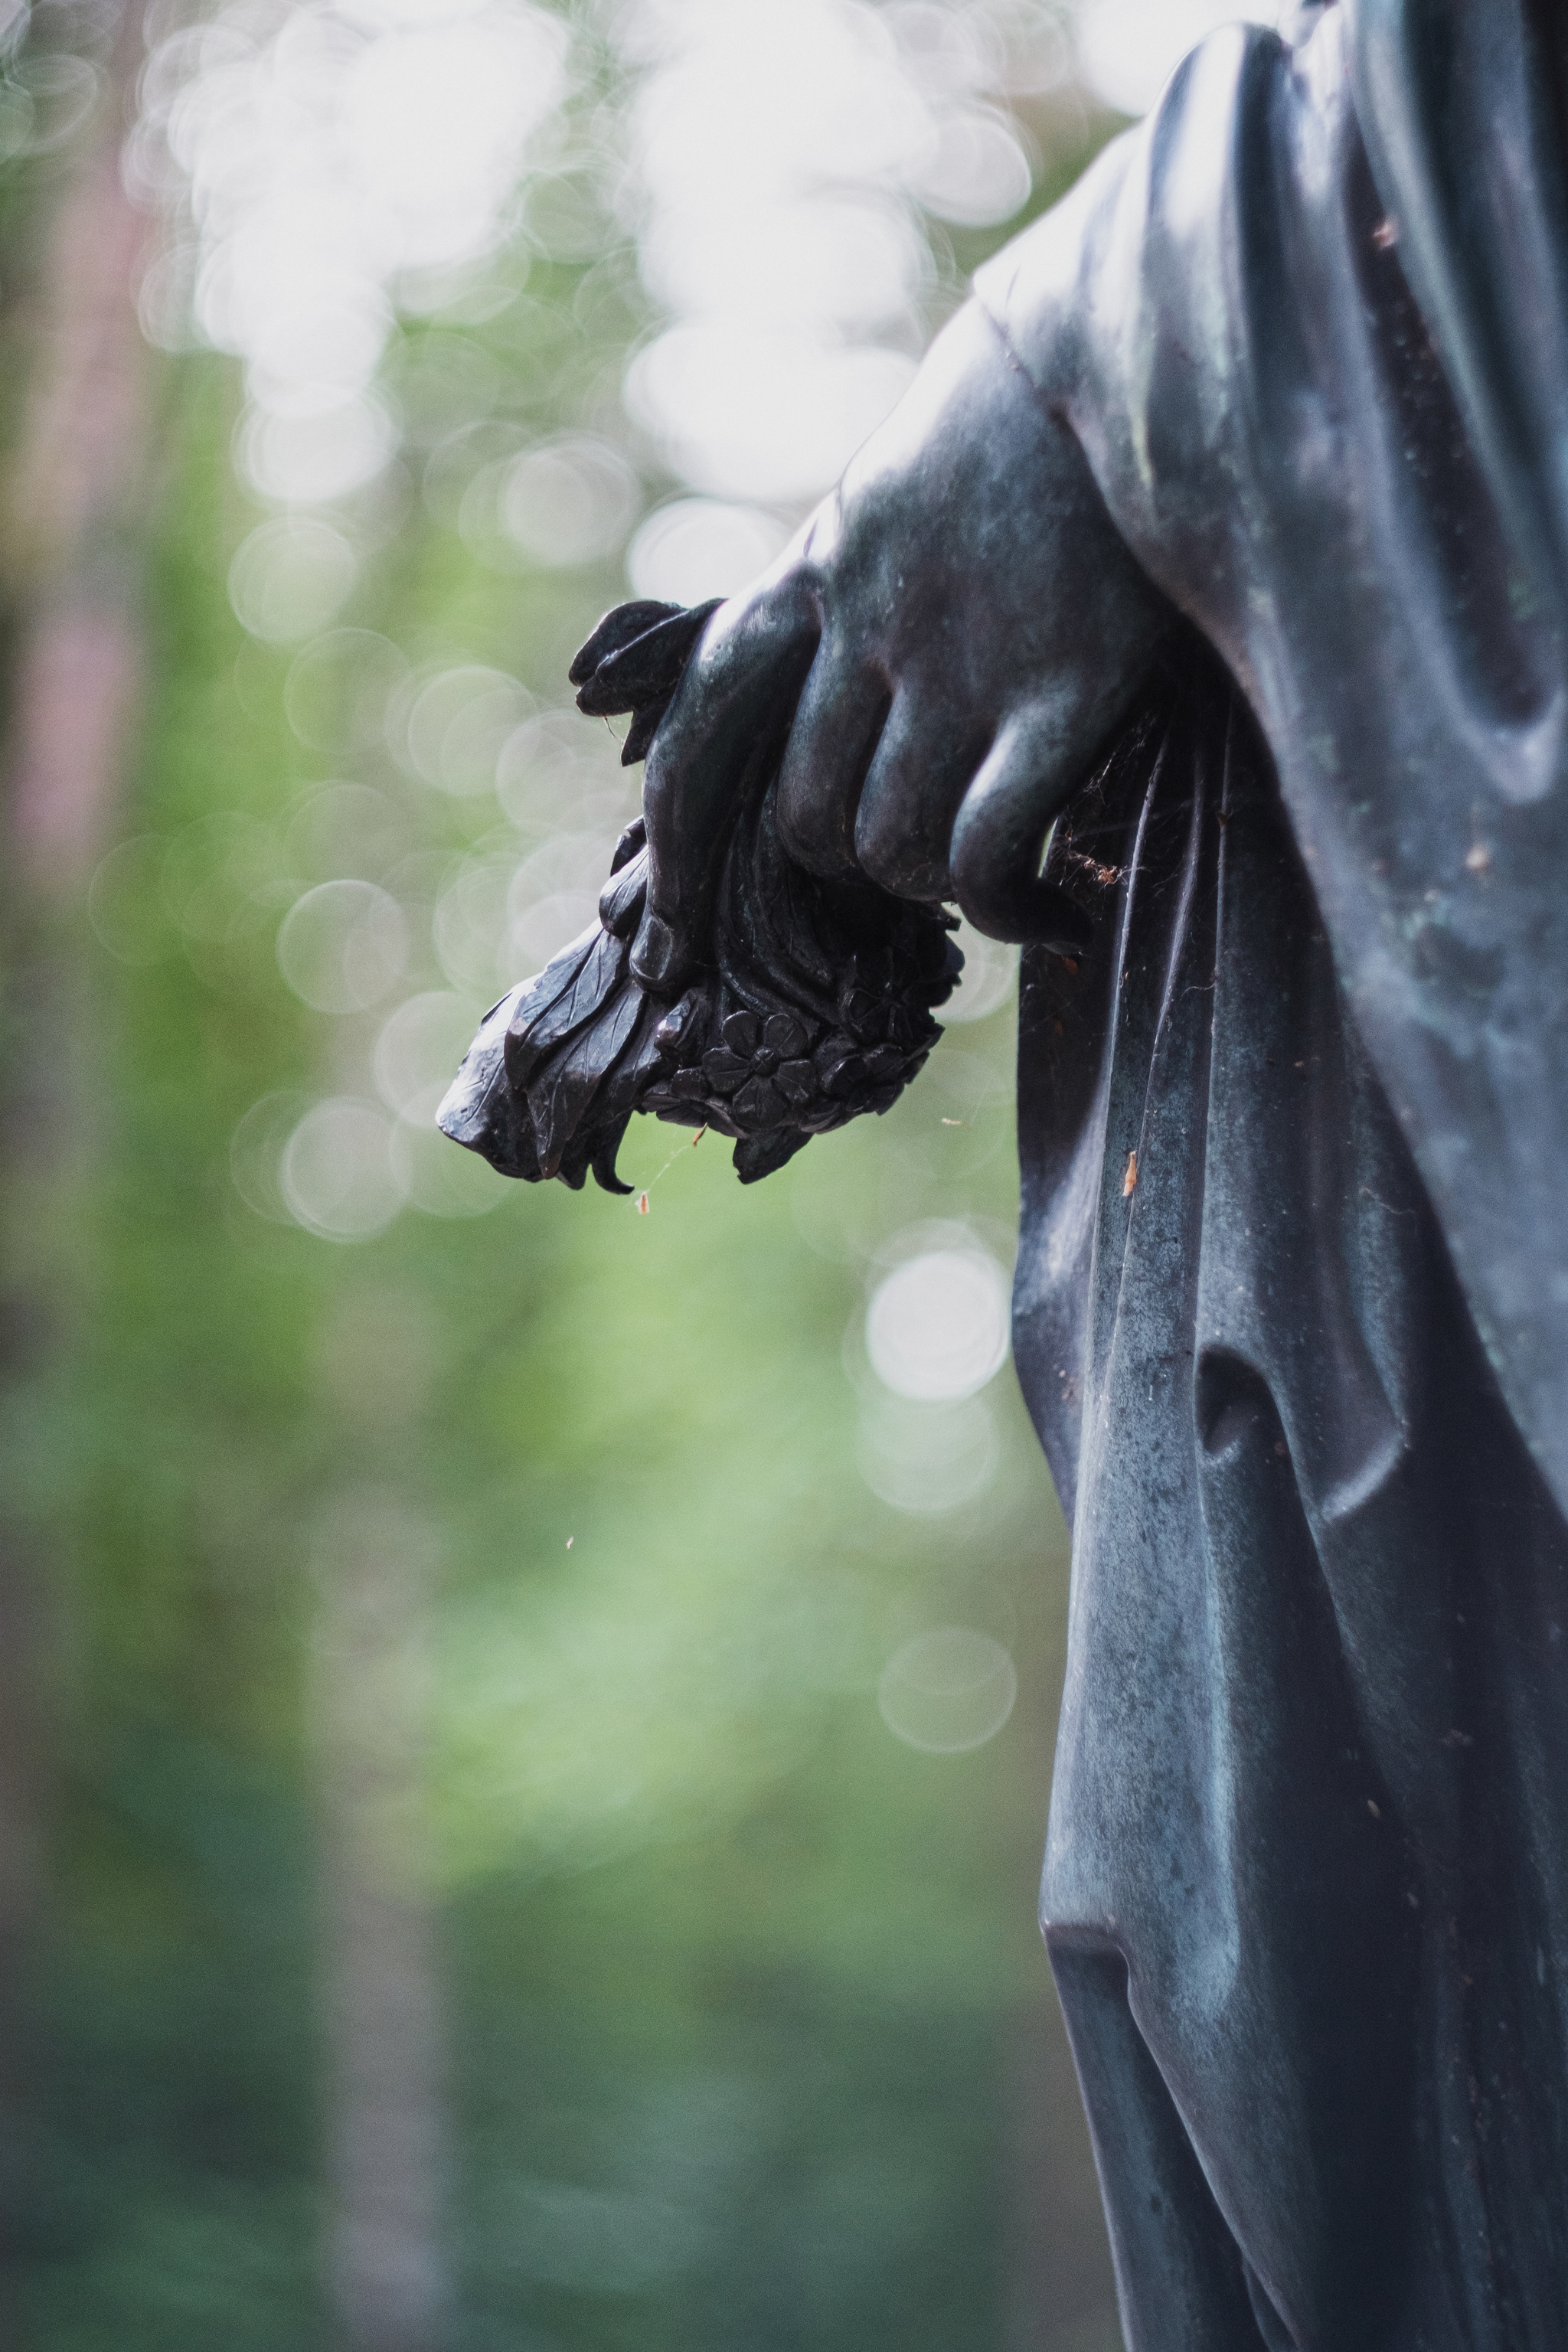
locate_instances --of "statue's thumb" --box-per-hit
[623,584,819,993]
[629,904,690,991]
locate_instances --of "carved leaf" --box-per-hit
[439,596,962,1196]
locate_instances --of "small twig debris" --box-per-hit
[632,1126,708,1216]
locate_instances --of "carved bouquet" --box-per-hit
[438,599,962,1192]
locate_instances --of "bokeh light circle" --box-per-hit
[877,1627,1018,1753]
[390,1119,511,1219]
[283,785,409,887]
[908,109,1032,225]
[237,394,398,505]
[864,1248,1010,1401]
[856,1395,1000,1514]
[433,857,513,995]
[277,879,408,1014]
[1076,0,1291,119]
[227,518,358,643]
[284,630,409,757]
[624,329,916,505]
[403,664,532,796]
[627,498,791,605]
[230,1090,314,1225]
[501,436,641,567]
[374,990,482,1125]
[942,920,1019,1024]
[280,1098,407,1241]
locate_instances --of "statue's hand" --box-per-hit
[627,299,1174,992]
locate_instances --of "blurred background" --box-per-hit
[0,0,1290,2344]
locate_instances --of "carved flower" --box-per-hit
[438,599,962,1192]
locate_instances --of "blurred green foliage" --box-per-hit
[0,5,1126,2344]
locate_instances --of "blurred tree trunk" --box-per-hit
[310,1333,449,2352]
[0,18,454,2339]
[0,0,152,2314]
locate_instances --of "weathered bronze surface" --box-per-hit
[442,2,1568,2341]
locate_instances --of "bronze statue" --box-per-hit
[442,2,1568,2341]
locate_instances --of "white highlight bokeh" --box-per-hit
[237,395,399,505]
[281,1097,407,1240]
[617,0,1046,508]
[906,108,1033,224]
[877,1625,1018,1752]
[495,710,635,838]
[230,1090,314,1225]
[500,436,642,568]
[277,878,408,1014]
[139,0,572,449]
[942,918,1019,1024]
[390,1119,511,1217]
[627,499,792,605]
[374,990,484,1125]
[857,1394,1001,1514]
[431,856,514,996]
[506,831,616,961]
[1075,0,1293,117]
[228,517,358,642]
[638,193,928,332]
[400,664,534,796]
[864,1246,1011,1402]
[284,630,409,756]
[283,784,409,886]
[624,330,917,506]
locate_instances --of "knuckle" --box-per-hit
[854,784,950,900]
[776,754,857,877]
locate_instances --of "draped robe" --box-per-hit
[973,5,1568,2342]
